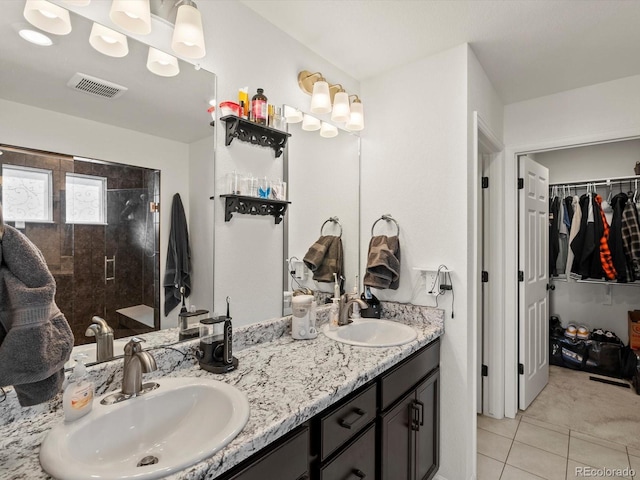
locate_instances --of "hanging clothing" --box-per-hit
[549,196,560,276]
[595,195,616,280]
[608,193,632,282]
[566,195,581,278]
[571,194,605,280]
[622,200,640,278]
[556,199,569,275]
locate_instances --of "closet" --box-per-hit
[535,139,640,345]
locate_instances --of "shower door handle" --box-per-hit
[104,255,116,283]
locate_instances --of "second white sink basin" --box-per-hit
[39,376,249,480]
[323,318,417,347]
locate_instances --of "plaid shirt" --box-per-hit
[596,195,617,280]
[622,201,640,275]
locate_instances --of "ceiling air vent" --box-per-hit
[67,72,128,99]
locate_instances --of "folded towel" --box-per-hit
[363,235,401,290]
[0,225,73,406]
[303,235,343,283]
[164,193,192,316]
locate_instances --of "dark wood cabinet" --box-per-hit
[320,424,376,480]
[380,369,440,480]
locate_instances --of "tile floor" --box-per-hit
[478,414,640,479]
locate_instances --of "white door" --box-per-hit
[518,155,549,410]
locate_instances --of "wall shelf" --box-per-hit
[218,194,290,224]
[220,115,291,158]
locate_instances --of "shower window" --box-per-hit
[1,165,53,222]
[65,173,107,224]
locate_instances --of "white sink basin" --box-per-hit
[40,377,250,480]
[323,319,417,347]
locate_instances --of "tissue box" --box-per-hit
[629,311,640,350]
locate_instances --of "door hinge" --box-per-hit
[482,176,489,189]
[518,178,524,189]
[481,364,488,377]
[481,271,489,283]
[518,270,524,282]
[518,363,524,375]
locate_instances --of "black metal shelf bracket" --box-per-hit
[220,115,291,158]
[220,194,290,224]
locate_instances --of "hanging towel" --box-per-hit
[0,225,73,407]
[363,235,401,290]
[303,235,343,283]
[164,193,191,316]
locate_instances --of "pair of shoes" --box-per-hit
[565,324,578,339]
[577,325,589,340]
[591,327,621,344]
[564,324,589,340]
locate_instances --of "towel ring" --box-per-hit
[371,214,400,236]
[320,216,342,237]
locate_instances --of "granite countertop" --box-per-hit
[0,303,444,480]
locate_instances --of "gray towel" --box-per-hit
[164,193,191,316]
[303,235,343,283]
[0,225,73,406]
[363,235,401,290]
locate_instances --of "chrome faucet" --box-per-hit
[85,316,114,362]
[122,338,158,396]
[338,294,368,326]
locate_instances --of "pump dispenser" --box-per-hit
[350,275,361,319]
[63,354,94,422]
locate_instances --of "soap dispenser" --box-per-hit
[63,354,94,422]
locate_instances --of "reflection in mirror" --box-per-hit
[284,110,361,312]
[0,3,216,365]
[0,145,160,347]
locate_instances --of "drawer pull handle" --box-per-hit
[338,408,366,429]
[415,399,425,426]
[410,403,420,431]
[348,469,366,479]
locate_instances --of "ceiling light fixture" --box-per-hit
[345,95,364,131]
[171,0,206,59]
[18,28,53,46]
[89,22,129,57]
[23,0,72,35]
[109,0,151,35]
[146,47,179,76]
[320,122,338,138]
[301,114,321,131]
[297,70,364,130]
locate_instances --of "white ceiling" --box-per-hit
[240,0,640,104]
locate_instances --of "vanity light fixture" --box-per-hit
[89,22,129,58]
[284,105,303,123]
[345,95,364,131]
[320,122,338,138]
[301,114,321,132]
[109,0,151,35]
[23,0,72,35]
[171,0,206,59]
[330,86,350,123]
[62,0,90,5]
[18,27,54,46]
[146,47,179,76]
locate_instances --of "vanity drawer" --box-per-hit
[320,423,375,480]
[320,382,377,461]
[380,338,440,411]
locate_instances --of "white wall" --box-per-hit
[502,73,640,417]
[361,43,503,480]
[0,98,190,330]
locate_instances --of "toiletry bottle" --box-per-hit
[333,273,340,300]
[329,298,340,331]
[238,87,249,118]
[63,354,94,422]
[350,276,361,319]
[251,88,267,125]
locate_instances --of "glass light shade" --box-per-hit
[284,105,303,123]
[301,114,321,131]
[19,28,53,46]
[171,4,206,59]
[146,47,180,77]
[109,0,151,35]
[310,80,331,114]
[331,91,351,123]
[345,101,365,131]
[320,122,338,138]
[89,23,129,58]
[62,0,90,5]
[23,0,71,35]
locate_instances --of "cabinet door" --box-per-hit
[414,369,439,480]
[380,390,415,480]
[320,424,376,480]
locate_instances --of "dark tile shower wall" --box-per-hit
[0,148,160,346]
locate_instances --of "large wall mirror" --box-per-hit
[0,1,216,363]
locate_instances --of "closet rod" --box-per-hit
[549,175,640,189]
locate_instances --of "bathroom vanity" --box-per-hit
[0,302,443,480]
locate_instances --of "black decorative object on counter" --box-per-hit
[218,194,290,224]
[221,115,291,158]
